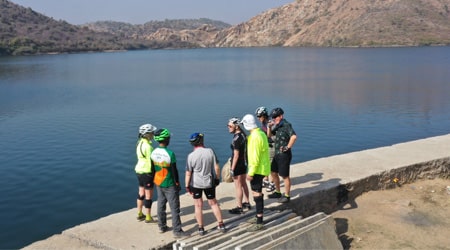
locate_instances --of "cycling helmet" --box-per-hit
[255,106,268,117]
[154,128,170,142]
[241,114,257,130]
[189,132,204,146]
[139,124,157,135]
[228,117,241,125]
[270,107,284,118]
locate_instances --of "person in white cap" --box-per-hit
[241,114,270,232]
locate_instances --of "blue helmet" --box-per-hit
[189,132,204,146]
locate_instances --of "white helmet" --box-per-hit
[139,124,157,135]
[241,114,257,131]
[228,117,241,125]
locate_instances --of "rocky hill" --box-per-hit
[0,0,225,55]
[83,19,231,48]
[214,0,450,47]
[1,0,449,56]
[0,0,147,55]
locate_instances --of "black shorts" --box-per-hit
[191,186,216,200]
[136,173,154,190]
[233,163,247,176]
[271,150,292,178]
[250,174,264,193]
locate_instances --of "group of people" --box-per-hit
[133,106,296,236]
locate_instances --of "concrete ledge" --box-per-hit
[23,134,450,250]
[251,213,342,250]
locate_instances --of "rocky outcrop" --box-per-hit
[213,0,450,47]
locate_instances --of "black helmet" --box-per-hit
[255,106,268,117]
[270,107,284,118]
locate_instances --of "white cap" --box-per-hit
[241,114,257,131]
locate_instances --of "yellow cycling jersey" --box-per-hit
[135,138,153,174]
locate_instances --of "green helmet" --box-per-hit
[154,128,171,142]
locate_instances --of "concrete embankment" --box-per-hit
[23,134,450,250]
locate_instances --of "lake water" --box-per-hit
[1,47,449,249]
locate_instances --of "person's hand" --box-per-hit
[175,183,181,192]
[230,168,235,177]
[246,174,253,181]
[185,186,192,195]
[214,178,220,187]
[281,146,290,152]
[268,119,274,127]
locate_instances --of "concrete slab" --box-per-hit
[23,134,450,250]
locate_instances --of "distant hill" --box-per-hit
[1,0,449,56]
[214,0,450,47]
[0,0,228,55]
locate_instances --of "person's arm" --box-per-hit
[185,169,192,194]
[214,162,220,180]
[286,134,297,150]
[172,162,180,184]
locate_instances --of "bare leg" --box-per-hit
[145,189,153,216]
[194,198,204,227]
[240,175,250,203]
[208,199,223,223]
[284,176,291,196]
[271,172,281,192]
[233,175,243,207]
[137,186,144,213]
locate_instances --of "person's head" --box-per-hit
[154,128,171,145]
[227,117,242,134]
[241,114,258,131]
[139,123,157,139]
[189,132,204,147]
[270,107,284,125]
[255,106,269,123]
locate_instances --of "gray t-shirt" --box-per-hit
[186,147,218,189]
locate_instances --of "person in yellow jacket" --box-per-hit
[241,114,270,232]
[135,123,157,223]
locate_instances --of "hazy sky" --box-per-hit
[10,0,294,25]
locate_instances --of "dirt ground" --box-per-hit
[332,178,450,250]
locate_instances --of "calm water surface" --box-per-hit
[1,47,449,248]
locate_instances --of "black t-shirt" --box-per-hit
[230,132,247,175]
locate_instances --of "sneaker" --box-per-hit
[278,195,290,203]
[266,182,276,192]
[145,215,155,223]
[198,227,206,236]
[159,225,168,233]
[228,206,243,214]
[217,222,226,233]
[173,229,190,238]
[247,223,264,232]
[242,202,251,210]
[136,213,145,221]
[262,179,270,188]
[268,191,282,199]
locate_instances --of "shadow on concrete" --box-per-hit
[334,217,353,249]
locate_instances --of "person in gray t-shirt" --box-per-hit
[185,132,226,236]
